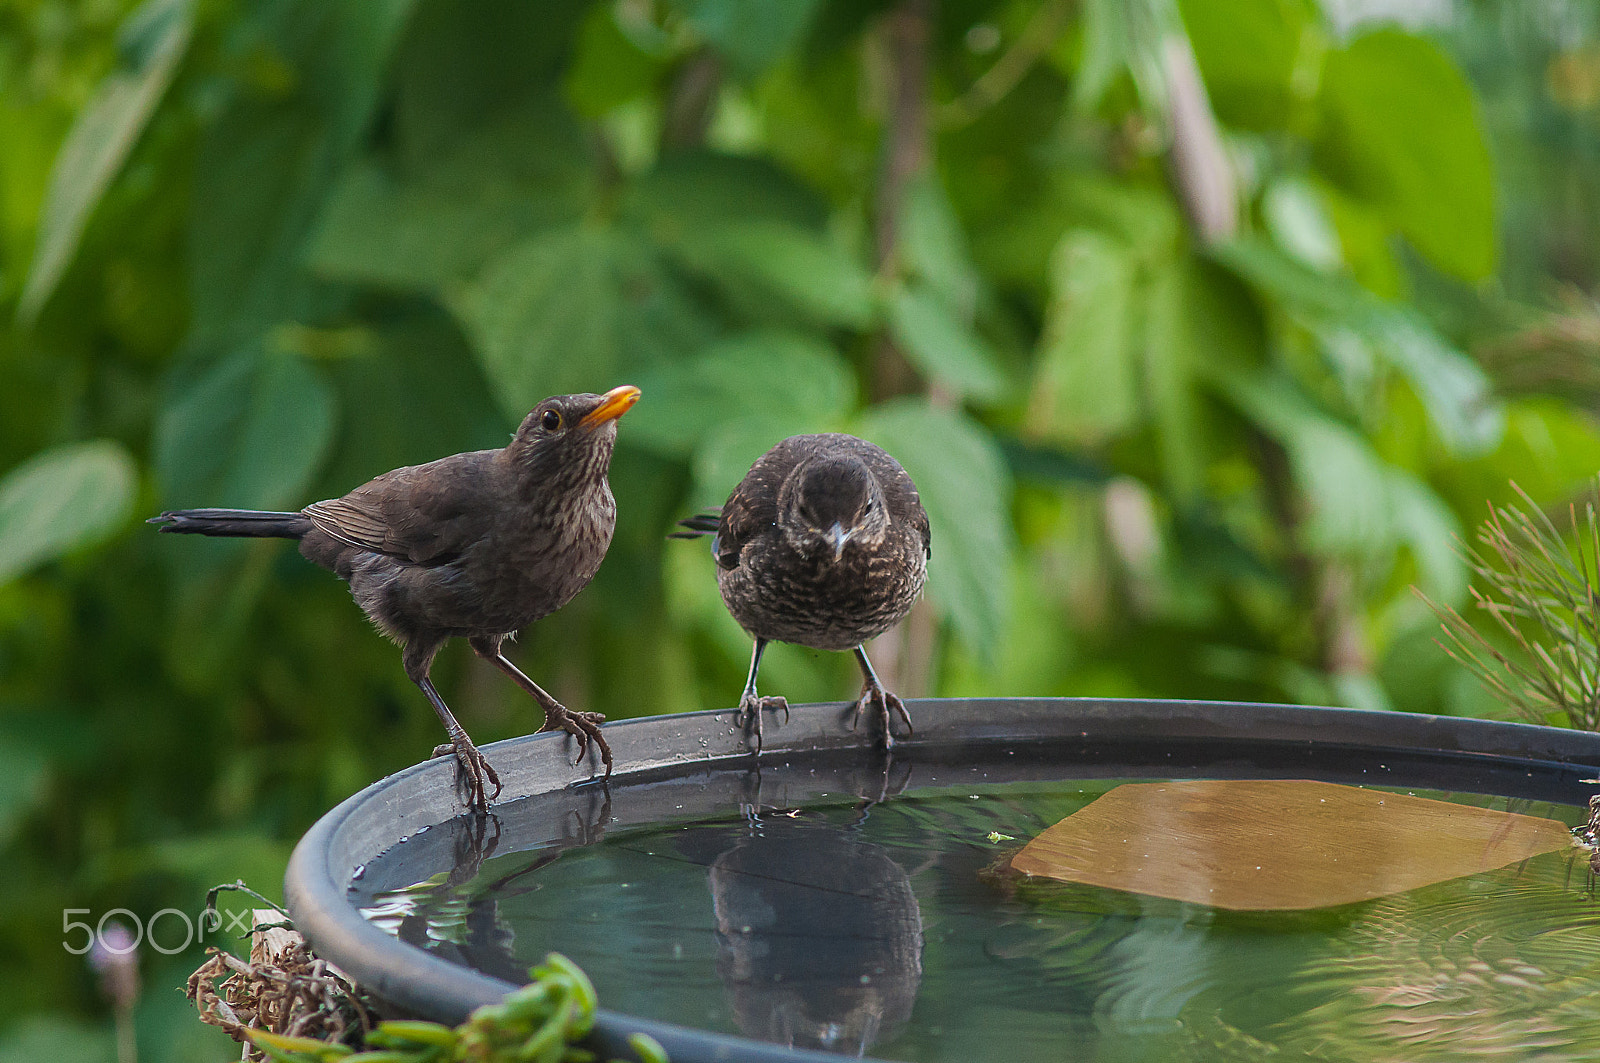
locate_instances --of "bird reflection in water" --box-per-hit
[708,814,924,1056]
[359,790,611,985]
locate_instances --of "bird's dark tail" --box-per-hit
[149,508,311,539]
[668,510,721,539]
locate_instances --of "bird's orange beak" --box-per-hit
[579,385,641,430]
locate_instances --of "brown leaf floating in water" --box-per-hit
[1008,779,1574,911]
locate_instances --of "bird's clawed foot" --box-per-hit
[736,694,790,754]
[849,682,913,749]
[431,737,503,811]
[539,705,613,776]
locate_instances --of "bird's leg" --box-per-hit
[737,637,789,754]
[404,638,500,810]
[849,645,913,749]
[415,675,502,811]
[470,637,612,777]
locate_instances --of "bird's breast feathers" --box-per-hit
[716,528,926,647]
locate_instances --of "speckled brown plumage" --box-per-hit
[151,385,641,809]
[676,433,930,750]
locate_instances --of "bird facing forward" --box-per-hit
[675,434,930,750]
[151,385,641,810]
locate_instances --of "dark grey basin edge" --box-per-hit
[284,697,1600,1063]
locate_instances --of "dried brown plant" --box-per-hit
[1419,482,1600,731]
[186,891,367,1062]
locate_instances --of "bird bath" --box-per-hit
[286,699,1600,1062]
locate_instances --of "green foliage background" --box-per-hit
[2,0,1600,1057]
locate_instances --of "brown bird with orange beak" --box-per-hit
[152,385,641,809]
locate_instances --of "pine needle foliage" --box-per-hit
[1422,482,1600,730]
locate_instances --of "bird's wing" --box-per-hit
[911,490,931,559]
[714,448,796,571]
[302,453,496,565]
[712,494,759,571]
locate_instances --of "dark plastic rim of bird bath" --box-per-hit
[284,697,1600,1063]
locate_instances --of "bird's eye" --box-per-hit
[541,409,562,432]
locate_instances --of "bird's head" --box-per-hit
[778,454,890,562]
[507,385,640,485]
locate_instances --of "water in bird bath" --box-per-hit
[349,745,1600,1062]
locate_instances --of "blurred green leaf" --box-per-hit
[1362,315,1504,454]
[188,0,418,346]
[1143,264,1206,505]
[18,0,194,323]
[124,831,293,899]
[0,441,136,585]
[1315,28,1496,281]
[1070,0,1133,115]
[611,234,720,369]
[564,4,666,117]
[663,510,727,613]
[452,225,623,416]
[306,103,592,291]
[1144,258,1265,504]
[0,734,50,847]
[999,438,1112,487]
[1332,672,1393,714]
[160,540,282,694]
[1262,177,1341,271]
[1068,0,1177,119]
[1177,0,1311,130]
[1057,174,1183,267]
[900,174,980,314]
[1220,371,1464,599]
[223,352,336,508]
[856,400,1013,660]
[306,163,521,290]
[1224,373,1392,553]
[886,283,1006,402]
[390,0,586,166]
[682,220,876,329]
[1213,238,1503,455]
[319,312,506,490]
[0,1017,114,1063]
[628,330,854,459]
[1027,229,1139,444]
[154,349,336,509]
[136,975,240,1063]
[668,0,822,75]
[1228,376,1395,557]
[1388,473,1467,605]
[453,225,709,418]
[0,106,58,290]
[1471,401,1600,509]
[1318,183,1403,300]
[625,150,828,237]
